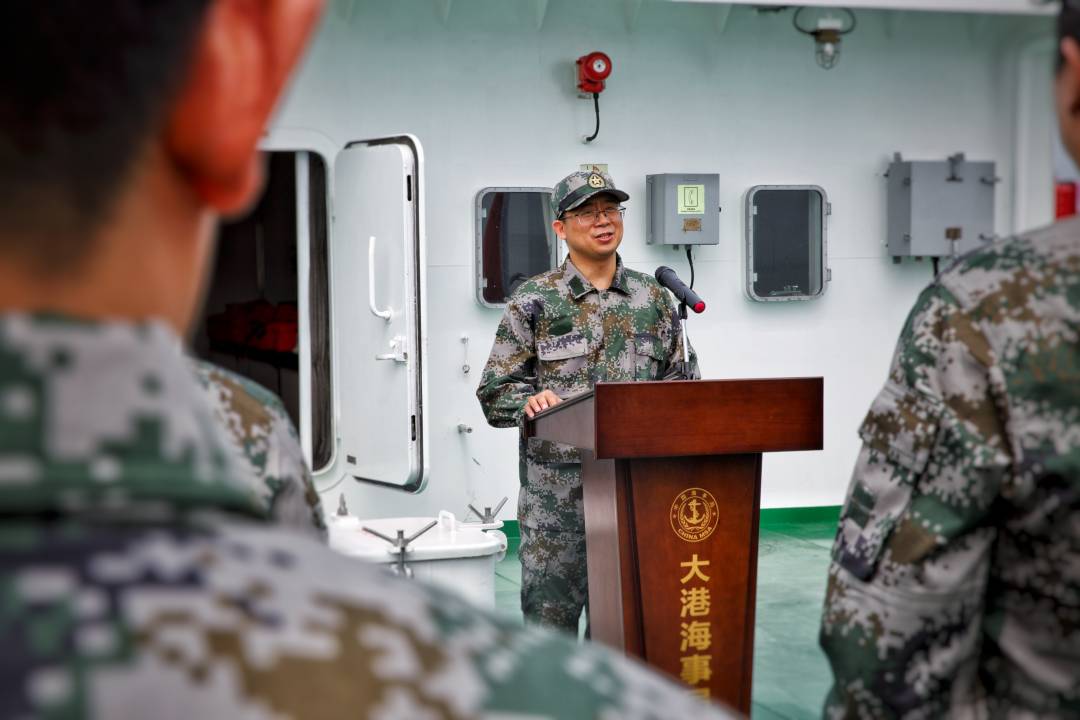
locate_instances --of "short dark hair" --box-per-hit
[1060,1,1080,72]
[0,1,212,272]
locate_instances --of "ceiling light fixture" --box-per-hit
[793,7,856,70]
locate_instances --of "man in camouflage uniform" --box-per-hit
[0,2,733,717]
[819,6,1080,716]
[477,170,699,634]
[194,359,326,540]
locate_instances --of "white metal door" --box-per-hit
[333,136,428,491]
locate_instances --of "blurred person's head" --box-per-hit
[0,0,322,332]
[1057,1,1080,169]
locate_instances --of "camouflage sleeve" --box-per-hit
[476,299,537,428]
[819,282,1011,717]
[662,291,701,379]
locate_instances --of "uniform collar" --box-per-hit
[0,313,265,520]
[563,255,630,300]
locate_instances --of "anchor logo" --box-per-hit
[670,488,719,543]
[684,499,703,526]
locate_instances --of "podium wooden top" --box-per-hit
[526,378,823,459]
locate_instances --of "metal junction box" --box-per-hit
[886,153,996,261]
[646,173,720,246]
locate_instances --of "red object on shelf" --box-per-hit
[267,303,298,352]
[207,300,296,352]
[236,300,274,349]
[1056,181,1077,219]
[274,303,298,323]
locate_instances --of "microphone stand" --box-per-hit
[679,302,691,375]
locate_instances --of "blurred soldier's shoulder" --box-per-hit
[193,359,289,430]
[192,359,325,538]
[938,217,1080,312]
[2,517,735,719]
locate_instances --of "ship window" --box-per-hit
[476,187,558,307]
[745,186,830,302]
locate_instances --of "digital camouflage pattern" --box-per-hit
[550,169,629,217]
[0,315,263,520]
[0,314,735,719]
[518,523,590,631]
[193,360,326,541]
[477,256,698,631]
[820,218,1080,718]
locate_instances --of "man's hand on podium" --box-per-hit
[524,390,562,418]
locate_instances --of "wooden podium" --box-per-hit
[526,379,823,712]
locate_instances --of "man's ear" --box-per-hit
[552,219,566,240]
[1062,37,1080,115]
[165,0,323,215]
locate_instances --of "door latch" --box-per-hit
[375,335,408,363]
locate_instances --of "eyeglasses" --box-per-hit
[563,207,625,226]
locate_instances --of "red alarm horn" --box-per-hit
[576,52,612,95]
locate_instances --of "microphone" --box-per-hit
[655,266,705,313]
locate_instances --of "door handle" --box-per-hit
[368,235,393,322]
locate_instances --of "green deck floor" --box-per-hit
[493,516,836,719]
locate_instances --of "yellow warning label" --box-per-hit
[677,184,705,215]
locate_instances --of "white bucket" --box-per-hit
[327,513,502,609]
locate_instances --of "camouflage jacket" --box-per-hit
[820,219,1080,718]
[0,314,733,719]
[477,255,698,532]
[193,360,325,540]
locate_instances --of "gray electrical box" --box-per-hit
[886,153,997,261]
[646,173,720,246]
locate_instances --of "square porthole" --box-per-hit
[476,187,558,307]
[745,185,831,302]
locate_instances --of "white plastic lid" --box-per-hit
[437,510,503,532]
[327,515,502,562]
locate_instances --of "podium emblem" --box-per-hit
[670,488,719,543]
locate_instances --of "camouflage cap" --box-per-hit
[551,170,629,217]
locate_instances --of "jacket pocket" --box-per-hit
[834,381,942,580]
[537,333,588,381]
[633,335,666,381]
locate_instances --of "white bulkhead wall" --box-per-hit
[272,0,1054,520]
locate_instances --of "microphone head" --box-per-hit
[654,266,674,282]
[692,301,706,314]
